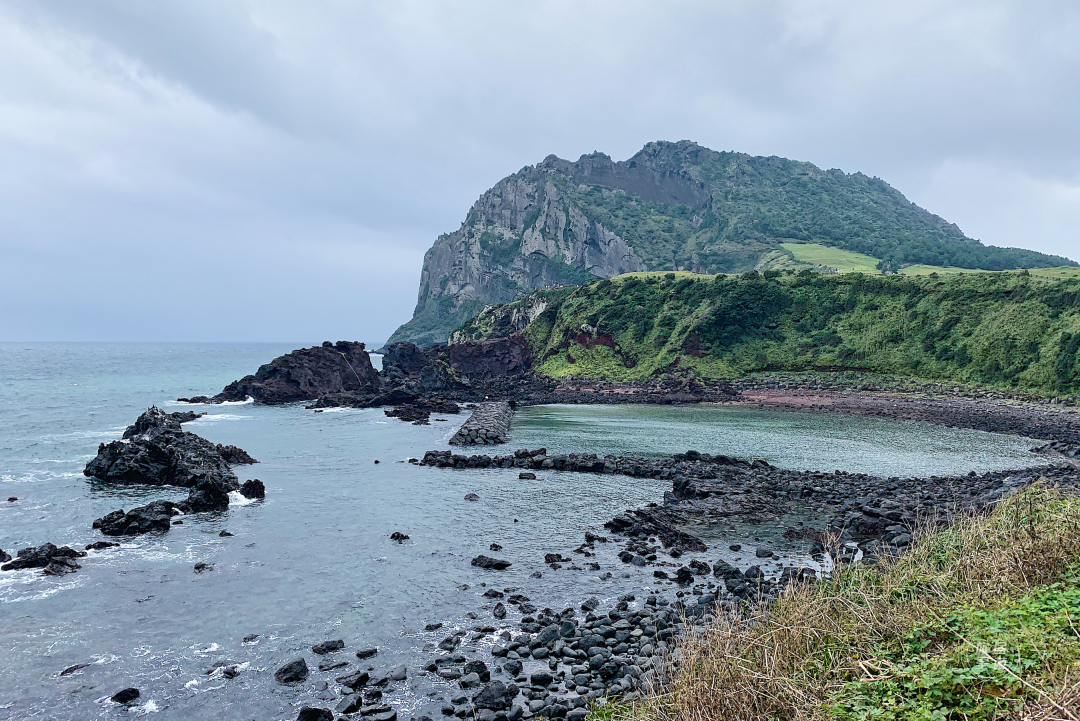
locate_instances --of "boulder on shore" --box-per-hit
[472,680,518,710]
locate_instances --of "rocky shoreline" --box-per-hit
[34,342,1078,720]
[346,445,1079,721]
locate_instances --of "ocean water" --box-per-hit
[0,344,1041,720]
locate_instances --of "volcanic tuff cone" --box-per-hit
[389,140,1074,346]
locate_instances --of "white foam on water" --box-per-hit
[228,491,256,506]
[138,699,160,714]
[193,643,219,655]
[188,413,252,423]
[0,471,73,484]
[207,661,249,679]
[39,427,126,442]
[184,679,200,689]
[0,569,86,603]
[219,397,254,406]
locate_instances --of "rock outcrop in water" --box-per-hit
[93,500,178,536]
[1,543,86,575]
[91,473,235,537]
[82,407,260,536]
[84,407,250,490]
[211,341,380,404]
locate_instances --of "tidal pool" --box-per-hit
[510,403,1040,477]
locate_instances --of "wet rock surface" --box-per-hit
[83,407,250,489]
[275,658,310,685]
[423,446,1080,557]
[240,479,266,499]
[92,500,178,536]
[77,407,264,540]
[1,543,86,575]
[110,688,140,704]
[211,341,381,404]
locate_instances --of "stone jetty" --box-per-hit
[450,402,513,446]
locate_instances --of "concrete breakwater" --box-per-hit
[450,402,513,445]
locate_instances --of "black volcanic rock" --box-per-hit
[216,444,257,465]
[92,474,235,537]
[84,407,245,490]
[470,555,511,570]
[123,408,200,438]
[472,681,518,710]
[275,658,310,685]
[111,688,140,704]
[213,341,380,404]
[239,479,266,499]
[297,709,333,721]
[93,500,177,536]
[176,475,233,513]
[1,543,85,572]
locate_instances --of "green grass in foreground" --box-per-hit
[591,485,1080,721]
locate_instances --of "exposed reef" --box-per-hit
[84,407,250,489]
[81,407,260,537]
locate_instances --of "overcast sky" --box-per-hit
[1,1,1077,343]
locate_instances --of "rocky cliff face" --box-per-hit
[388,140,1075,347]
[390,167,649,347]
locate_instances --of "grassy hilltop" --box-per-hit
[452,269,1080,394]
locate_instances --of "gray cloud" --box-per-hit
[1,0,1076,342]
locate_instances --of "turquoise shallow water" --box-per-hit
[510,404,1040,477]
[0,344,1042,720]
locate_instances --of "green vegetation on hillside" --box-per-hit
[552,144,1076,274]
[454,270,1080,393]
[389,141,1076,347]
[594,486,1080,721]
